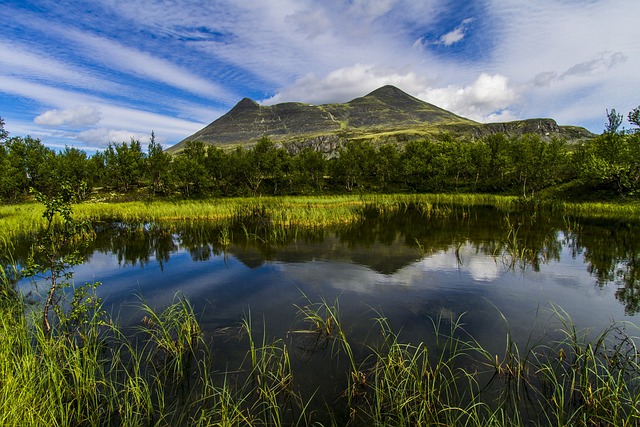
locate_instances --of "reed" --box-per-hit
[5,194,640,244]
[0,194,521,241]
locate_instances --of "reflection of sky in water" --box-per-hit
[21,239,636,356]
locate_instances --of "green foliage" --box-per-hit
[0,113,635,202]
[0,136,56,200]
[104,139,145,192]
[510,134,567,197]
[605,108,624,134]
[0,116,8,142]
[55,146,91,200]
[146,131,172,194]
[575,116,640,196]
[171,140,210,197]
[292,146,328,192]
[22,185,96,336]
[628,106,640,133]
[331,140,378,191]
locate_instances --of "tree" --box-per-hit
[55,146,91,200]
[483,133,512,191]
[237,137,283,195]
[376,144,400,191]
[628,106,640,133]
[605,108,623,134]
[171,140,209,198]
[330,140,377,191]
[467,140,491,189]
[22,186,95,336]
[400,139,435,192]
[292,147,328,193]
[0,116,8,143]
[146,131,171,194]
[574,108,640,196]
[0,136,55,199]
[205,145,233,195]
[510,134,567,197]
[104,139,145,192]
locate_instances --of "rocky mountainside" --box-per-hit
[169,85,594,153]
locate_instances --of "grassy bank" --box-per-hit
[0,193,531,240]
[4,192,640,241]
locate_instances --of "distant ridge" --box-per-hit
[170,85,594,152]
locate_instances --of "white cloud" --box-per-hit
[262,64,431,105]
[34,105,102,127]
[561,51,627,79]
[0,75,204,148]
[439,17,475,46]
[59,29,233,101]
[284,8,332,39]
[3,0,640,142]
[77,128,150,146]
[416,244,500,282]
[0,39,121,94]
[262,67,520,123]
[418,73,519,122]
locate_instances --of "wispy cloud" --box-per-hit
[1,0,639,149]
[57,28,235,101]
[439,17,475,46]
[0,75,204,148]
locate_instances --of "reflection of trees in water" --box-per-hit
[337,204,564,272]
[90,223,177,270]
[6,206,640,313]
[564,220,640,314]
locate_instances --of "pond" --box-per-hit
[12,203,640,423]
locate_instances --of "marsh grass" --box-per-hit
[4,194,640,244]
[0,194,520,241]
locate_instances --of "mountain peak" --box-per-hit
[365,85,410,99]
[229,97,259,113]
[352,85,427,109]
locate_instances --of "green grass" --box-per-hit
[2,257,640,427]
[0,194,519,239]
[5,192,640,245]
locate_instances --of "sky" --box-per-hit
[1,0,639,152]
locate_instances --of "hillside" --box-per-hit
[169,85,594,153]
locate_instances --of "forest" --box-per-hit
[1,107,639,203]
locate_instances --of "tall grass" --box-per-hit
[4,193,640,242]
[2,243,640,426]
[0,194,520,241]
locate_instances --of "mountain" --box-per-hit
[169,85,594,153]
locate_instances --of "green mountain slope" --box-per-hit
[169,85,593,153]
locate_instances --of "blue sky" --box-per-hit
[1,0,638,152]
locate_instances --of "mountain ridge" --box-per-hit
[170,85,594,152]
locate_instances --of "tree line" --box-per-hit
[1,108,639,202]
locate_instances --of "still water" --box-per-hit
[30,204,638,358]
[13,204,640,420]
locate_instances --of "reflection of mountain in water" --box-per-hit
[230,234,422,275]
